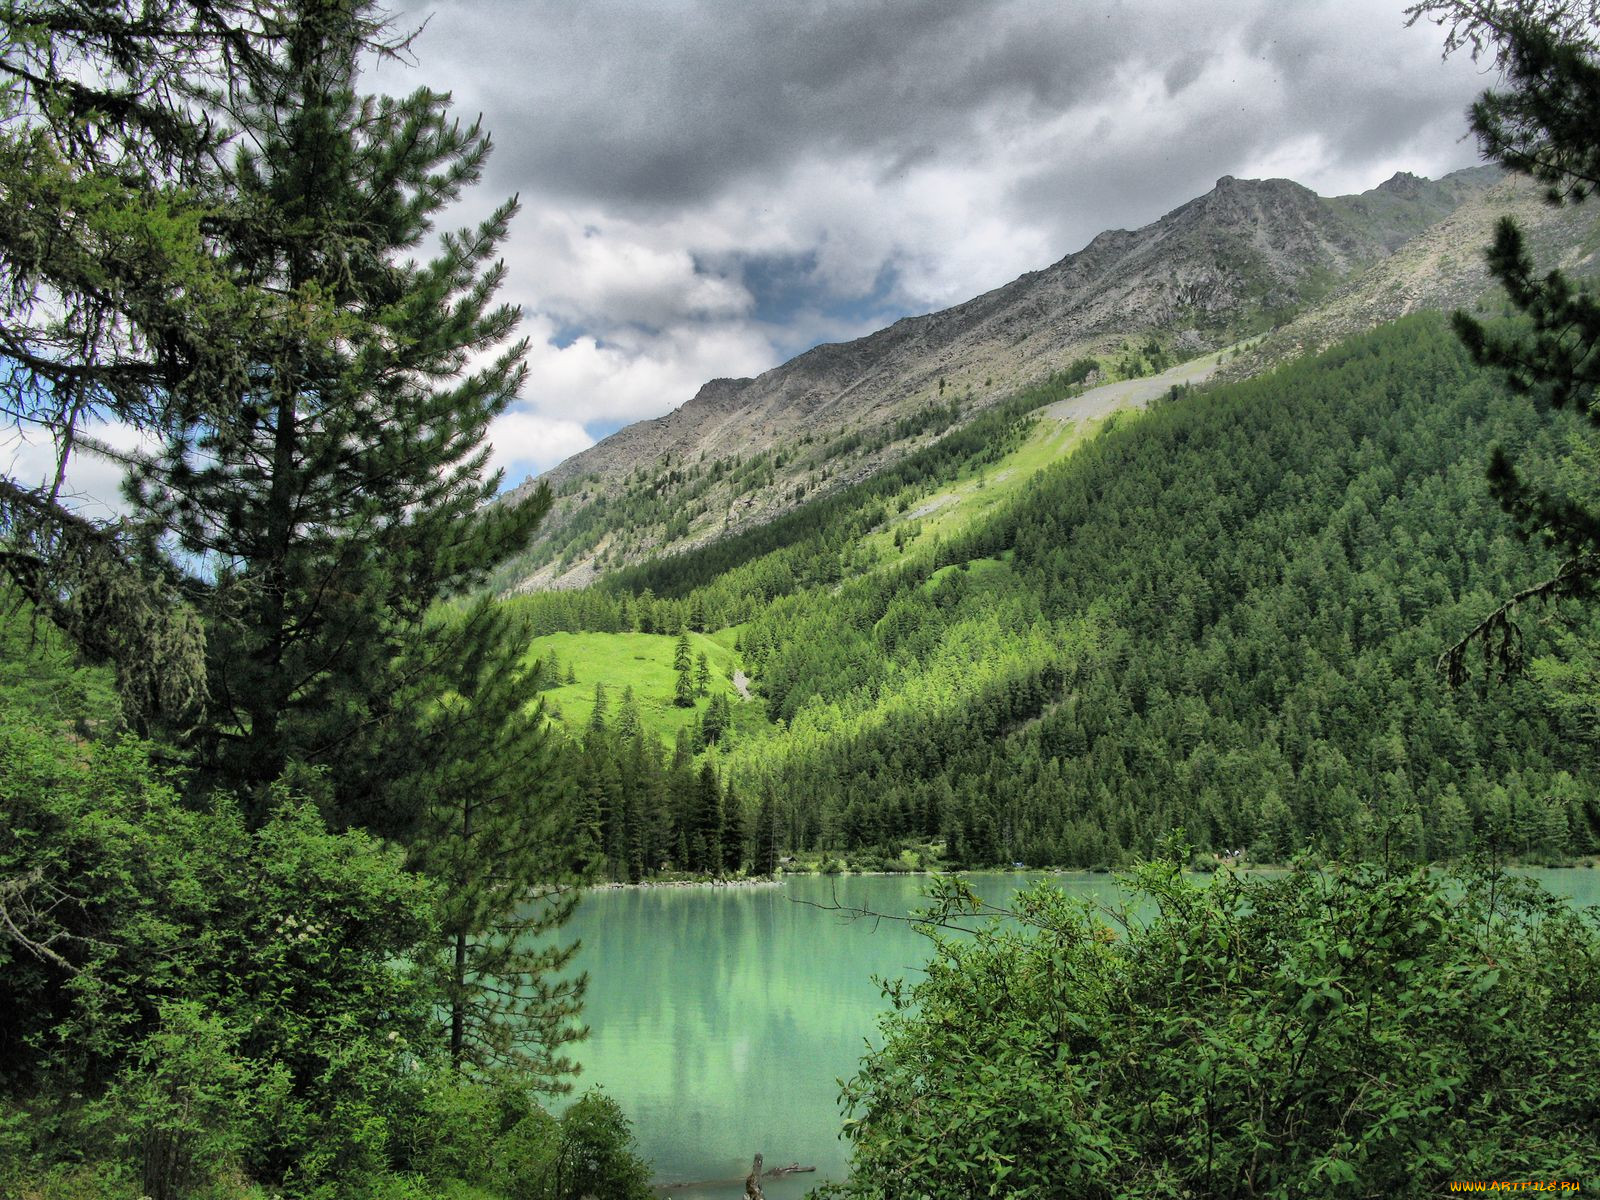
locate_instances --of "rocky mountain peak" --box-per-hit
[1377,170,1428,196]
[501,165,1513,591]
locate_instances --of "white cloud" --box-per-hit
[515,311,777,428]
[1,418,152,521]
[500,209,755,331]
[485,409,595,484]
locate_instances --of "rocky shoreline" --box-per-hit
[590,875,782,890]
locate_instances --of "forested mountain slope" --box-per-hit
[501,167,1544,591]
[512,315,1600,875]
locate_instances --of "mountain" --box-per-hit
[498,164,1587,592]
[505,315,1600,875]
[1222,168,1600,381]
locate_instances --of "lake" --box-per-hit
[555,869,1600,1198]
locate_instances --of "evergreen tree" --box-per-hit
[701,690,731,747]
[119,0,548,828]
[695,649,711,697]
[693,762,723,874]
[615,685,642,741]
[587,681,610,743]
[398,601,586,1086]
[754,792,781,876]
[1413,2,1600,683]
[673,628,695,707]
[721,779,747,874]
[0,1,292,723]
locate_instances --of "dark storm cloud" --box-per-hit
[386,0,1488,238]
[393,0,1155,210]
[363,0,1495,478]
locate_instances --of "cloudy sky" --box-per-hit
[2,0,1499,508]
[362,0,1495,486]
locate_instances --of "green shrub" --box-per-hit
[0,714,439,1197]
[827,860,1600,1198]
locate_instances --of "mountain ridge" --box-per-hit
[499,163,1582,592]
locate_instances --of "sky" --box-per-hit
[4,0,1498,509]
[359,0,1496,487]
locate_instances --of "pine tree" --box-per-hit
[120,0,548,828]
[755,792,781,876]
[721,779,747,874]
[694,650,711,698]
[587,682,610,743]
[673,629,695,708]
[615,685,642,741]
[693,762,723,875]
[398,600,585,1086]
[1415,2,1600,686]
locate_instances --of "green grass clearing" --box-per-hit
[528,630,769,749]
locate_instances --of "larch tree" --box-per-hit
[0,0,292,725]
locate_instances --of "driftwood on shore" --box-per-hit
[659,1155,816,1192]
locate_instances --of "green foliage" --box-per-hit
[114,0,550,828]
[514,629,754,751]
[0,8,616,1197]
[827,860,1600,1198]
[0,710,442,1195]
[389,1077,652,1200]
[673,630,695,707]
[1409,2,1600,683]
[511,318,1600,873]
[0,0,280,721]
[535,1091,655,1200]
[715,316,1599,866]
[580,389,1046,608]
[400,600,587,1087]
[95,1001,252,1200]
[499,399,975,585]
[0,702,651,1198]
[0,591,118,731]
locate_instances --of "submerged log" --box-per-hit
[764,1163,815,1176]
[745,1153,764,1200]
[660,1157,816,1191]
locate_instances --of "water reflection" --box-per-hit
[551,869,1600,1197]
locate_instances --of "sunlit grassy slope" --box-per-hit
[528,629,765,748]
[867,345,1231,559]
[523,349,1230,747]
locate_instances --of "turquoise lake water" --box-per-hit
[555,869,1600,1198]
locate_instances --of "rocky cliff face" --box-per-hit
[501,164,1543,590]
[1221,172,1600,381]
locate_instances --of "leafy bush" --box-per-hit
[826,859,1600,1198]
[0,714,438,1196]
[1,712,658,1199]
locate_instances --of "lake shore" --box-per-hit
[589,857,1600,892]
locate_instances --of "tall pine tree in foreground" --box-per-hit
[399,599,586,1087]
[112,0,587,1092]
[123,0,549,831]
